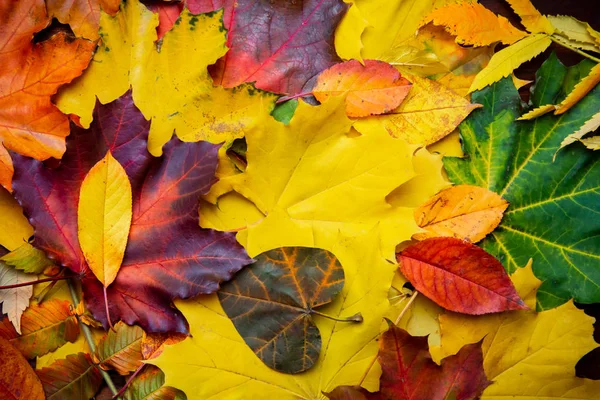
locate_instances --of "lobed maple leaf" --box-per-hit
[0,0,94,191]
[326,324,491,400]
[12,92,252,333]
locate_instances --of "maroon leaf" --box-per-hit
[326,324,492,400]
[12,91,252,333]
[397,237,527,314]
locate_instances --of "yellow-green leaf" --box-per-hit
[517,104,556,120]
[469,34,552,92]
[548,15,600,51]
[77,151,132,287]
[555,62,600,114]
[1,243,54,274]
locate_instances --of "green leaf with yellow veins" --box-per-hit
[444,53,600,310]
[56,0,276,156]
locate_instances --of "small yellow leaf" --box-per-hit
[335,1,367,62]
[413,184,509,243]
[0,187,33,251]
[78,151,132,287]
[355,75,480,145]
[558,110,600,151]
[517,104,556,120]
[423,2,526,46]
[551,33,600,54]
[581,136,600,150]
[505,0,555,34]
[469,34,552,92]
[555,63,600,115]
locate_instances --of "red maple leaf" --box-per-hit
[12,91,252,333]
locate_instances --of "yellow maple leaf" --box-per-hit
[155,98,448,398]
[354,75,480,146]
[423,2,526,46]
[430,261,600,399]
[335,1,367,62]
[469,33,552,92]
[56,0,276,156]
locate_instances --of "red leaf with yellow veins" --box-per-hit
[327,324,491,400]
[0,299,79,359]
[12,92,252,333]
[0,0,94,191]
[397,237,527,314]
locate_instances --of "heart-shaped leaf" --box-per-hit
[218,247,361,374]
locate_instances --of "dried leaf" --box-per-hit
[548,15,600,51]
[469,34,552,92]
[36,353,103,400]
[78,151,132,287]
[423,2,526,46]
[398,238,527,314]
[0,243,53,274]
[0,0,94,190]
[355,75,480,145]
[0,337,44,399]
[0,263,35,334]
[326,325,491,400]
[13,92,252,333]
[313,60,412,117]
[0,299,79,359]
[413,185,508,243]
[219,247,353,373]
[95,321,143,375]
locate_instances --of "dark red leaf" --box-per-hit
[397,237,527,314]
[12,91,252,333]
[326,324,491,400]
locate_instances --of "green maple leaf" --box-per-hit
[444,53,600,310]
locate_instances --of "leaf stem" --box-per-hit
[312,310,363,323]
[103,285,114,331]
[276,92,313,104]
[112,363,145,399]
[358,290,419,386]
[0,275,69,290]
[68,280,119,397]
[550,36,600,63]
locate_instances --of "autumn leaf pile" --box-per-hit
[0,0,599,399]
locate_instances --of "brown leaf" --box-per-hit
[0,337,44,399]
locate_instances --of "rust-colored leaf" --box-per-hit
[36,353,103,400]
[0,299,79,359]
[0,337,44,399]
[413,185,509,243]
[0,0,94,191]
[94,321,143,375]
[313,60,412,118]
[326,324,491,400]
[141,331,187,360]
[218,247,360,374]
[397,237,528,314]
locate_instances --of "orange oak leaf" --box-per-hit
[326,324,491,400]
[423,2,526,47]
[0,0,94,191]
[397,237,527,314]
[0,299,79,359]
[313,60,412,118]
[413,185,509,243]
[0,337,44,399]
[46,0,121,40]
